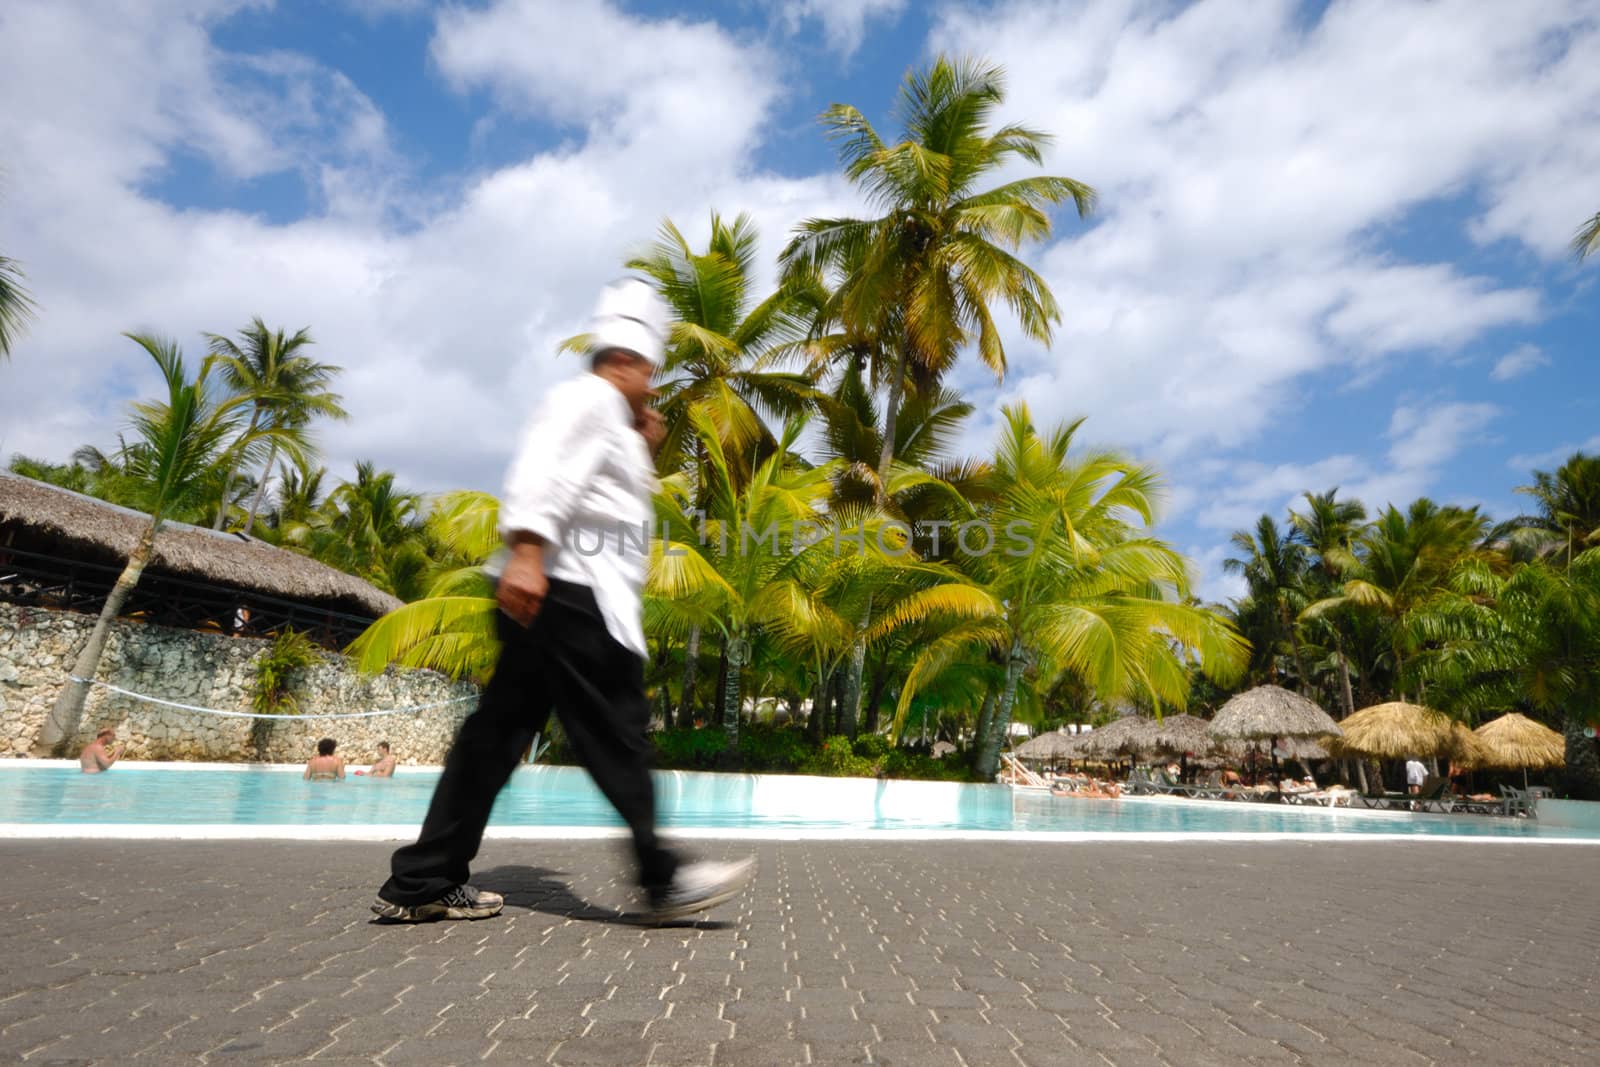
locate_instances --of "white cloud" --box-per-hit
[0,0,863,496]
[1508,435,1600,472]
[780,0,907,58]
[1491,343,1549,381]
[1385,401,1498,471]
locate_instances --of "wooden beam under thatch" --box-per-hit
[0,471,400,619]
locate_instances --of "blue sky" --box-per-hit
[1,0,1597,602]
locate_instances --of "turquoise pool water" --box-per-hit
[2,763,1594,839]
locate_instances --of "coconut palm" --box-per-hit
[1309,499,1489,701]
[0,250,38,361]
[1419,551,1600,798]
[779,55,1094,487]
[1574,209,1600,260]
[1290,488,1368,716]
[878,407,1248,778]
[1225,514,1312,689]
[205,318,346,533]
[35,334,243,754]
[286,461,426,598]
[653,411,842,746]
[1515,452,1600,565]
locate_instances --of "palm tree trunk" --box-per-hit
[976,640,1026,779]
[676,625,701,725]
[839,601,871,740]
[712,642,729,726]
[808,671,832,743]
[35,522,158,755]
[875,346,911,487]
[213,409,261,529]
[722,632,746,747]
[863,651,889,735]
[242,438,280,535]
[1281,602,1309,691]
[972,686,997,765]
[653,643,672,730]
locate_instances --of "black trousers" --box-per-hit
[380,578,679,905]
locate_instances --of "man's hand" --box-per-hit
[636,407,666,455]
[497,539,549,627]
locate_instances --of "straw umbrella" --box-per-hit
[1080,715,1157,762]
[1012,731,1080,762]
[1210,685,1341,788]
[1334,702,1457,761]
[1149,713,1214,780]
[1471,713,1564,789]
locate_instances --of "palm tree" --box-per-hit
[779,55,1095,488]
[653,412,841,746]
[879,407,1247,778]
[287,461,426,598]
[1313,499,1489,701]
[609,213,823,475]
[0,249,38,361]
[1574,209,1600,260]
[1516,452,1600,565]
[594,212,825,724]
[1419,551,1600,799]
[205,318,346,533]
[1290,489,1368,716]
[34,334,243,754]
[1225,515,1312,689]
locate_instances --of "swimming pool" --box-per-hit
[3,761,1595,841]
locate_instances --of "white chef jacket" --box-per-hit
[498,372,656,658]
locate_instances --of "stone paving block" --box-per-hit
[2,840,1599,1067]
[547,1036,657,1065]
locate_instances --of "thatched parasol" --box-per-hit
[1470,713,1564,788]
[1149,714,1215,756]
[1332,701,1460,760]
[1209,686,1341,742]
[1210,686,1340,791]
[1013,731,1081,762]
[1080,715,1157,759]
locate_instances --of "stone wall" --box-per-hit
[0,602,479,764]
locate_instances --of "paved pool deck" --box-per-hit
[2,838,1596,1066]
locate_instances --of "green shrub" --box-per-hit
[652,727,729,769]
[736,722,810,772]
[851,733,890,761]
[247,629,319,717]
[802,735,876,777]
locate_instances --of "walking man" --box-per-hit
[372,279,754,923]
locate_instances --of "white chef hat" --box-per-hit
[586,278,668,367]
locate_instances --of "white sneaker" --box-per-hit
[648,857,756,921]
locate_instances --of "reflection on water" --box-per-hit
[0,765,1589,839]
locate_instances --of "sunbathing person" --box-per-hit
[304,737,345,781]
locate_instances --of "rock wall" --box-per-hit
[0,602,479,764]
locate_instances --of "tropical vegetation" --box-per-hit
[8,55,1598,792]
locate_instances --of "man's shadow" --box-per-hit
[446,865,731,929]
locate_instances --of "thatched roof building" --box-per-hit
[0,472,400,628]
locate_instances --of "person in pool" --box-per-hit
[355,741,396,778]
[79,727,125,773]
[304,738,345,781]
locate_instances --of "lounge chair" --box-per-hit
[1410,776,1455,814]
